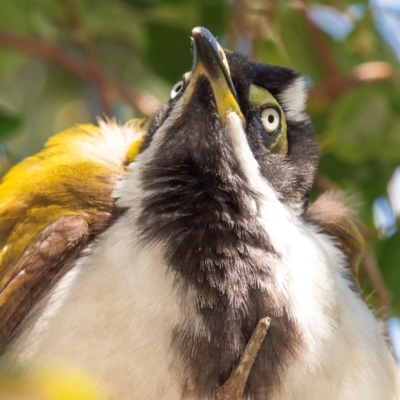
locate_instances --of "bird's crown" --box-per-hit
[131,27,319,211]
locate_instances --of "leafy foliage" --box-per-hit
[0,111,20,139]
[0,0,399,314]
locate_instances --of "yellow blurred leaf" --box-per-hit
[0,362,110,400]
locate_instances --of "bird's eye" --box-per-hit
[249,84,288,155]
[261,107,280,134]
[170,80,185,99]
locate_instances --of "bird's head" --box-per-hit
[115,29,321,392]
[119,27,318,222]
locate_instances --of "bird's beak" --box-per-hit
[183,27,245,125]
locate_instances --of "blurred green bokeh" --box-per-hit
[0,0,399,315]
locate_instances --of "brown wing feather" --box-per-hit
[0,120,145,348]
[0,216,89,346]
[304,191,365,289]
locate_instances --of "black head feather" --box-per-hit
[135,34,318,398]
[142,51,318,208]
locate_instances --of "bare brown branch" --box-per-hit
[362,250,391,320]
[0,28,159,116]
[293,0,339,78]
[216,317,271,400]
[291,0,393,104]
[0,28,87,78]
[60,0,112,116]
[309,62,392,105]
[314,173,340,192]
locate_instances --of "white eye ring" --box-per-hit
[170,80,184,99]
[261,107,280,133]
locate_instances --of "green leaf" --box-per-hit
[144,22,192,83]
[119,0,161,9]
[0,49,25,78]
[0,112,20,138]
[144,3,197,30]
[142,0,227,83]
[197,0,227,37]
[255,39,292,68]
[277,6,325,80]
[84,2,145,51]
[327,86,400,163]
[374,230,400,316]
[0,0,31,33]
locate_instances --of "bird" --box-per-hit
[0,26,399,400]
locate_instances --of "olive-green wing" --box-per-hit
[0,120,146,348]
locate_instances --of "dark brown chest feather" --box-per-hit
[138,159,303,399]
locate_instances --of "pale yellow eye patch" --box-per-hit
[249,84,288,155]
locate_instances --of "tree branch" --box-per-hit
[0,28,87,78]
[362,250,391,320]
[0,28,159,116]
[60,0,112,116]
[290,1,392,106]
[314,173,340,192]
[293,0,339,78]
[309,62,392,105]
[216,317,271,400]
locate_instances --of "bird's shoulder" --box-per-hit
[0,119,146,347]
[304,191,365,286]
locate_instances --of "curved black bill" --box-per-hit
[183,27,244,125]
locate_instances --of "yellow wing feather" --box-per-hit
[0,119,146,346]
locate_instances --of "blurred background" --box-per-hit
[0,0,399,373]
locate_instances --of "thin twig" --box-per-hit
[292,0,392,104]
[60,0,112,116]
[0,28,87,78]
[0,28,159,115]
[292,0,339,78]
[216,317,271,400]
[314,173,340,192]
[361,250,391,320]
[309,62,392,105]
